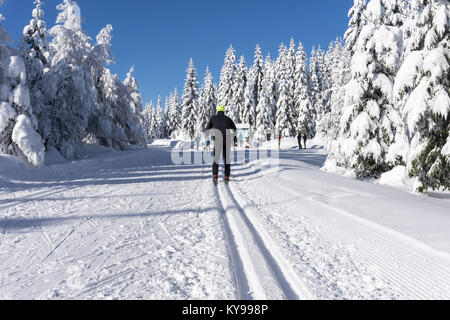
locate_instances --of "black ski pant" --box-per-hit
[213,138,232,177]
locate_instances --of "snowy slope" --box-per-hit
[0,143,449,300]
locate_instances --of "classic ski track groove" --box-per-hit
[216,184,282,299]
[214,172,314,300]
[213,184,251,300]
[227,181,316,300]
[261,174,450,299]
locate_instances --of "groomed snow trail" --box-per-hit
[230,148,450,299]
[1,143,450,300]
[0,146,235,300]
[214,182,314,300]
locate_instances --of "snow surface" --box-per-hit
[0,143,449,300]
[0,154,27,173]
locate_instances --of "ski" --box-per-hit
[212,178,229,186]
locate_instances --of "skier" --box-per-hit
[297,132,303,150]
[303,134,308,149]
[205,105,237,185]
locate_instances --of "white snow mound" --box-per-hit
[12,115,45,166]
[379,166,414,189]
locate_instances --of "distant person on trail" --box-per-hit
[195,135,201,151]
[297,132,308,150]
[297,133,303,150]
[205,105,237,185]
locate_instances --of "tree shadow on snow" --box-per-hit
[427,192,450,200]
[279,150,327,168]
[0,206,217,233]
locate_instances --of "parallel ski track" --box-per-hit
[213,185,252,300]
[261,174,450,299]
[226,182,315,300]
[213,171,315,300]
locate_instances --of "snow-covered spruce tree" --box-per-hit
[308,47,318,121]
[181,58,199,140]
[218,46,236,113]
[244,45,264,129]
[250,45,265,110]
[86,25,128,150]
[22,0,49,66]
[173,88,182,133]
[21,0,51,146]
[266,55,279,130]
[324,39,352,150]
[309,46,327,125]
[46,0,97,158]
[197,67,217,134]
[123,66,148,146]
[255,58,275,142]
[142,101,156,140]
[322,41,336,116]
[91,69,128,149]
[0,5,45,166]
[275,52,294,138]
[86,23,147,150]
[243,74,256,128]
[164,95,169,118]
[166,88,181,137]
[164,92,174,136]
[155,95,165,139]
[124,66,142,115]
[294,42,315,141]
[345,0,368,54]
[287,39,298,127]
[320,39,348,141]
[265,54,278,128]
[274,43,287,78]
[232,56,247,123]
[392,0,449,192]
[318,46,328,116]
[312,43,333,138]
[325,0,404,178]
[273,44,288,130]
[174,88,182,114]
[203,69,217,119]
[164,95,173,137]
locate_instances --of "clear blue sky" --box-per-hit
[2,0,353,105]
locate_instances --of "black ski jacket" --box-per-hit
[205,112,237,137]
